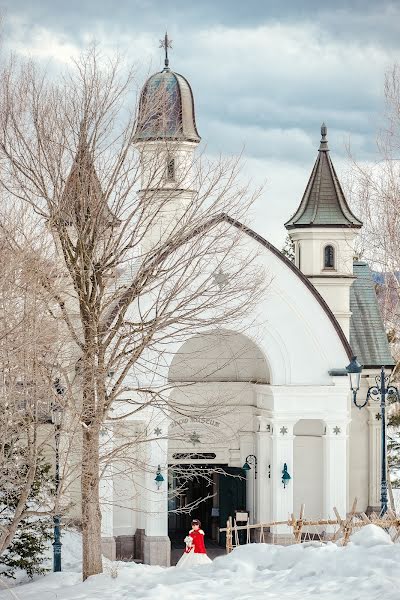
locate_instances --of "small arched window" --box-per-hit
[324,245,335,269]
[166,157,175,181]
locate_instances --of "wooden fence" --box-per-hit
[219,499,400,553]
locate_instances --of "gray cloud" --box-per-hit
[1,0,399,246]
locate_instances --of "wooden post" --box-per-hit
[333,497,357,545]
[291,504,305,543]
[226,517,233,554]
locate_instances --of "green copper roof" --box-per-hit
[285,124,362,229]
[350,261,395,368]
[133,68,200,143]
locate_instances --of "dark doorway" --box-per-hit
[168,464,246,547]
[218,467,246,546]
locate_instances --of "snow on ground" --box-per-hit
[0,525,399,600]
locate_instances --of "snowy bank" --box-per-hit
[0,525,398,599]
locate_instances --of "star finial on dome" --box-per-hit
[159,31,173,69]
[319,121,329,151]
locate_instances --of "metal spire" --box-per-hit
[319,122,329,151]
[159,31,173,69]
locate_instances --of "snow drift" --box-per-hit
[0,525,398,600]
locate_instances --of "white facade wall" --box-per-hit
[289,227,357,339]
[100,223,381,562]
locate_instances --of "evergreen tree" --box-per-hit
[282,235,295,262]
[0,452,53,578]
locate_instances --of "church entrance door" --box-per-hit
[168,465,246,547]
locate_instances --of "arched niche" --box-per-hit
[168,329,270,383]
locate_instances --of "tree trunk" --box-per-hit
[81,423,102,580]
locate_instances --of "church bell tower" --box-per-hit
[285,124,362,339]
[133,34,201,253]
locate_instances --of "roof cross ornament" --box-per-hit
[319,121,329,151]
[159,31,173,69]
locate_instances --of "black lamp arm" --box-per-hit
[353,387,371,409]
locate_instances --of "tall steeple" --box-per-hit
[133,36,200,253]
[285,124,362,230]
[285,124,362,340]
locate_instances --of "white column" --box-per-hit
[144,436,169,537]
[256,417,272,523]
[368,405,381,510]
[271,420,294,533]
[323,421,348,520]
[143,414,171,566]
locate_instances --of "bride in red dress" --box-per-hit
[176,519,212,568]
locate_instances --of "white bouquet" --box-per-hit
[184,535,193,550]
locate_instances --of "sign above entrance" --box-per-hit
[172,452,216,460]
[171,417,221,429]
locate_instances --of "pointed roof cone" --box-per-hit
[58,127,118,228]
[285,123,362,229]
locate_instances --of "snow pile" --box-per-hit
[0,525,399,600]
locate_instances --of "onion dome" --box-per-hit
[133,33,200,143]
[285,123,362,229]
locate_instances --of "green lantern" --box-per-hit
[242,461,251,471]
[155,465,165,490]
[282,463,291,488]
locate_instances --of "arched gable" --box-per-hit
[222,214,352,361]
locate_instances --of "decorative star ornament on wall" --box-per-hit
[280,426,288,435]
[189,432,201,446]
[154,427,162,436]
[333,426,341,435]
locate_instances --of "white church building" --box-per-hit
[99,50,394,566]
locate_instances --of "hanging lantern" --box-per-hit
[155,465,165,490]
[282,463,291,488]
[345,356,362,394]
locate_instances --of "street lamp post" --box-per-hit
[242,454,257,523]
[346,357,399,515]
[242,454,257,479]
[52,379,64,572]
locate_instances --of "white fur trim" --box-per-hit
[189,529,205,534]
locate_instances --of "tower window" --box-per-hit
[324,245,335,269]
[166,157,175,181]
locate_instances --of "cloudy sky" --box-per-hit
[2,0,399,246]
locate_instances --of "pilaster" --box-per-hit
[270,420,295,534]
[143,421,171,565]
[256,416,272,523]
[367,405,382,511]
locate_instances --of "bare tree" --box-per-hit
[0,49,265,579]
[348,64,400,376]
[0,206,70,564]
[348,64,400,491]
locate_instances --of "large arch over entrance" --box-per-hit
[168,328,270,383]
[167,329,268,549]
